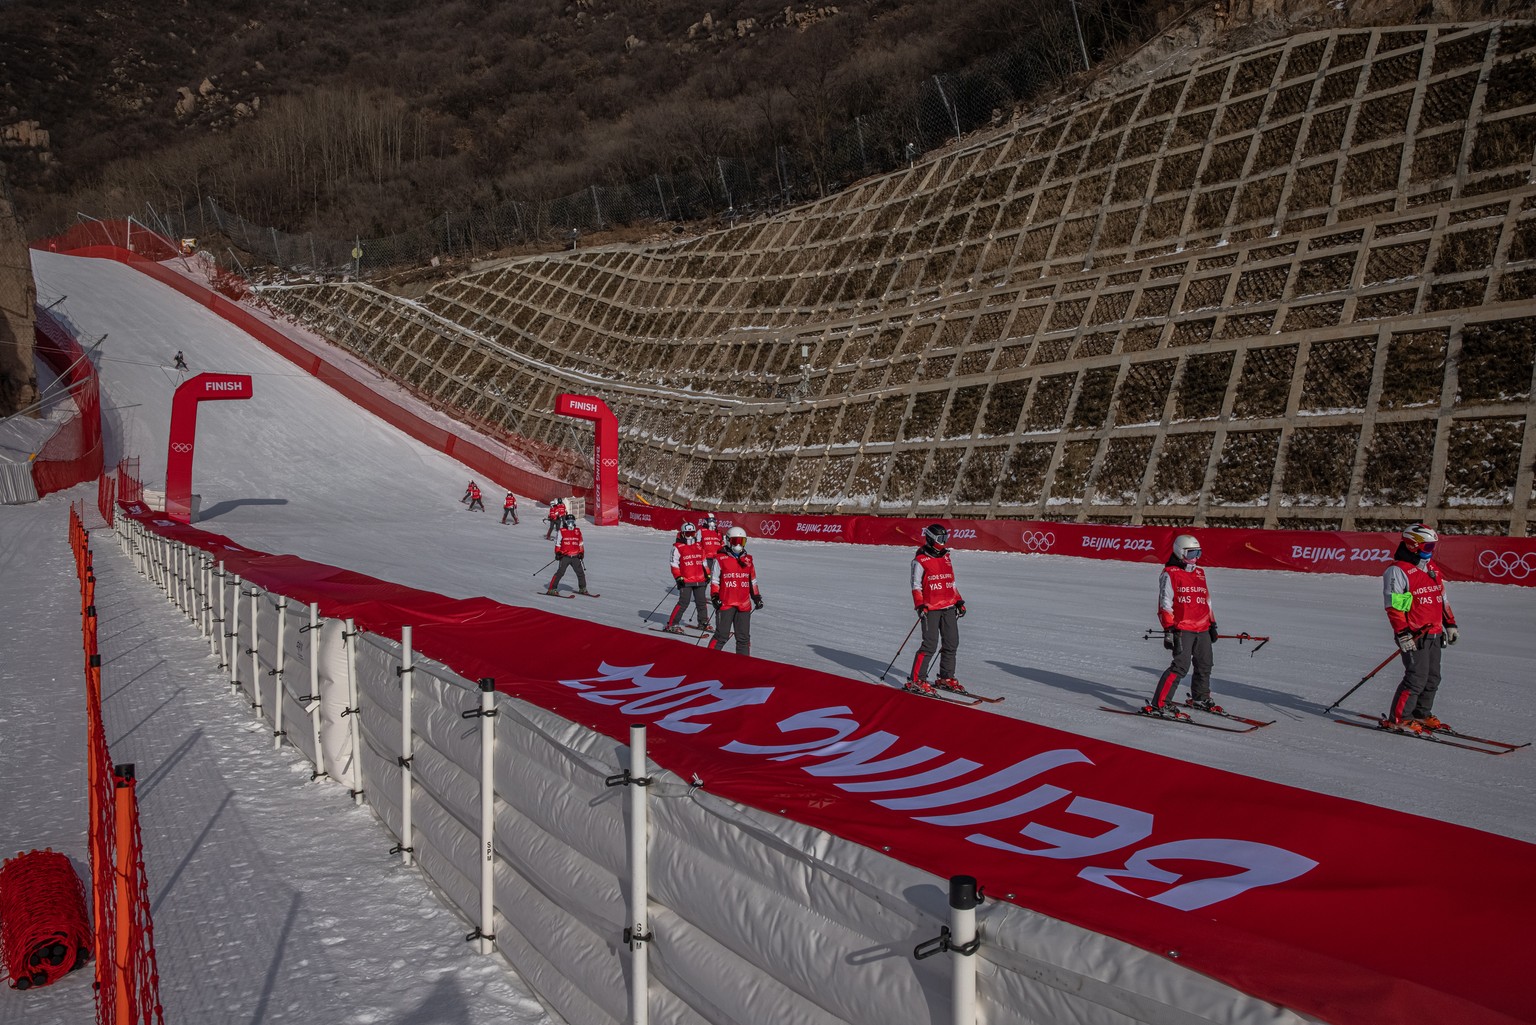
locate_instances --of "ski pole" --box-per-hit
[1326,648,1404,712]
[532,558,557,576]
[880,617,922,682]
[643,585,678,621]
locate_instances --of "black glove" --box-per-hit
[956,599,967,618]
[1394,629,1416,654]
[710,593,722,610]
[752,594,764,611]
[1441,624,1458,646]
[674,577,685,589]
[1208,622,1218,643]
[915,603,928,619]
[1163,627,1176,650]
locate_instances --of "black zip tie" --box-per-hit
[85,604,96,618]
[299,623,318,633]
[273,730,286,739]
[395,665,415,676]
[622,926,653,950]
[299,694,321,707]
[397,755,413,768]
[341,706,360,717]
[604,770,652,788]
[389,843,414,856]
[267,668,283,676]
[461,706,498,719]
[245,647,257,655]
[310,770,329,782]
[464,928,495,944]
[349,788,364,800]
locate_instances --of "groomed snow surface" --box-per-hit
[4,251,1534,1023]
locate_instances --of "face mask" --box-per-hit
[728,542,745,556]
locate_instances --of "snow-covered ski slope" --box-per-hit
[34,249,1536,846]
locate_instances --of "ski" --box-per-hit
[1098,705,1259,733]
[575,592,601,598]
[950,687,1005,704]
[1182,703,1275,729]
[649,626,710,639]
[538,590,576,599]
[1335,711,1528,753]
[903,686,985,706]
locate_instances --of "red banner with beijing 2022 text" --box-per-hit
[619,501,1536,587]
[122,503,1536,1025]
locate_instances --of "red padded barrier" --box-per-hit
[29,309,103,497]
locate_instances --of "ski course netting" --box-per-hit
[0,849,91,990]
[30,307,103,498]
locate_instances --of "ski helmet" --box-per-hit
[923,523,949,550]
[1401,523,1438,560]
[679,521,698,537]
[702,512,718,527]
[561,514,576,529]
[1172,534,1201,563]
[725,526,747,554]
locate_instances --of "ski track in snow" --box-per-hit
[5,250,1535,1020]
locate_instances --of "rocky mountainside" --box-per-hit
[1,0,1159,238]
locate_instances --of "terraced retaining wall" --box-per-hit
[260,22,1536,534]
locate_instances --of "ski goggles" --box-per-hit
[1183,548,1202,561]
[1415,541,1436,558]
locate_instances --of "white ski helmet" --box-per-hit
[1401,523,1438,559]
[680,521,698,536]
[1172,534,1201,563]
[702,511,718,526]
[725,526,747,553]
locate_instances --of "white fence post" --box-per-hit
[248,587,262,717]
[343,618,364,805]
[914,876,982,1025]
[396,626,415,867]
[464,678,497,954]
[273,596,287,749]
[216,562,229,671]
[228,574,242,694]
[624,724,652,1025]
[308,603,326,780]
[204,556,217,653]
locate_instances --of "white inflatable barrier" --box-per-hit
[115,517,1312,1025]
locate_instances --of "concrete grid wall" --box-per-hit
[260,22,1536,534]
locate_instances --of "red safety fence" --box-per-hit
[31,308,103,498]
[619,501,1536,588]
[69,507,166,1025]
[38,220,583,504]
[0,850,91,990]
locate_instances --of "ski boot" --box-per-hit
[1141,702,1190,721]
[904,678,937,696]
[1379,716,1424,735]
[1184,697,1225,714]
[934,677,966,694]
[1416,714,1449,733]
[663,624,685,635]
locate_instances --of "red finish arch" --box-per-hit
[555,393,618,525]
[165,373,253,524]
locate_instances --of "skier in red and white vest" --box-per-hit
[466,483,484,512]
[1381,523,1459,735]
[1145,534,1219,717]
[908,524,967,696]
[546,514,590,595]
[708,527,762,655]
[665,522,711,633]
[698,511,723,576]
[501,492,519,525]
[546,499,568,539]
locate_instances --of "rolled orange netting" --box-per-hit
[0,849,92,990]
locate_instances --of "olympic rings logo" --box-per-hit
[759,519,781,536]
[599,458,618,467]
[1021,530,1055,552]
[171,442,193,453]
[1477,550,1536,580]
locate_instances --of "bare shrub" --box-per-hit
[1211,430,1282,504]
[1233,345,1297,418]
[1361,420,1434,506]
[1281,425,1360,505]
[1150,432,1214,502]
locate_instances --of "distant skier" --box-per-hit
[546,514,590,595]
[698,511,723,576]
[664,521,710,633]
[908,523,967,696]
[462,480,477,504]
[1145,534,1220,718]
[708,526,762,655]
[173,350,188,371]
[466,482,484,512]
[546,498,568,540]
[1381,524,1459,735]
